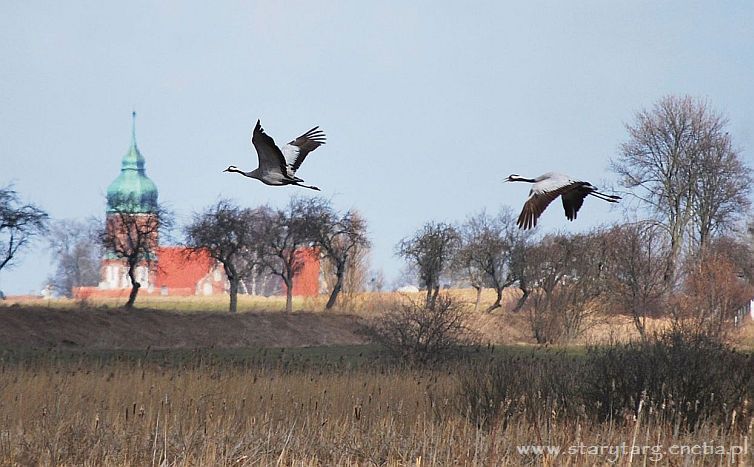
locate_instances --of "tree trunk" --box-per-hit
[125,264,140,309]
[633,311,647,340]
[0,251,13,273]
[224,264,239,313]
[473,286,482,312]
[325,263,345,310]
[511,286,529,313]
[250,264,257,295]
[485,287,504,313]
[228,277,239,313]
[284,277,293,313]
[425,286,433,309]
[665,232,682,288]
[430,285,440,309]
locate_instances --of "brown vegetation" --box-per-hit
[366,294,476,362]
[2,290,754,464]
[1,343,752,465]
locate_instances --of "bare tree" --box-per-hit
[453,235,487,312]
[98,194,173,309]
[333,241,371,301]
[712,234,754,284]
[507,222,536,313]
[254,198,320,313]
[524,235,571,343]
[184,200,261,313]
[455,208,530,312]
[524,231,609,343]
[369,269,385,292]
[672,240,754,339]
[47,218,101,297]
[0,186,48,274]
[307,200,370,310]
[603,222,672,339]
[611,95,752,286]
[397,221,460,309]
[691,133,752,249]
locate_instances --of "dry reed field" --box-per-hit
[2,293,754,465]
[0,348,752,466]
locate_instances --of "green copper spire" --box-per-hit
[131,110,136,146]
[106,111,158,213]
[119,111,146,172]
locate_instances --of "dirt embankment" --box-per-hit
[0,306,369,350]
[0,301,694,351]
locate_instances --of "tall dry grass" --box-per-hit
[1,351,751,466]
[2,288,500,315]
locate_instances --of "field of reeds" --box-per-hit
[3,292,754,465]
[1,342,753,466]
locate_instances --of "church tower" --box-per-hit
[100,112,160,290]
[106,111,158,214]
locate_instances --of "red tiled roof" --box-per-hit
[73,246,320,299]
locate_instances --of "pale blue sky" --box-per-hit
[1,1,753,294]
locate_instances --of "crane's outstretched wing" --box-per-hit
[280,126,326,173]
[517,181,583,230]
[561,185,594,221]
[251,120,289,176]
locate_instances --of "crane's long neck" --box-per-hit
[511,176,537,183]
[225,167,252,177]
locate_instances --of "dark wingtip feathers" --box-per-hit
[516,207,536,230]
[302,126,326,144]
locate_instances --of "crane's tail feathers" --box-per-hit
[589,191,621,203]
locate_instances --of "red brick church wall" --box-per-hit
[289,248,321,297]
[154,247,214,295]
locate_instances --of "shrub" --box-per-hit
[522,232,609,344]
[583,330,754,430]
[454,331,754,432]
[454,351,584,429]
[367,294,475,363]
[670,252,753,339]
